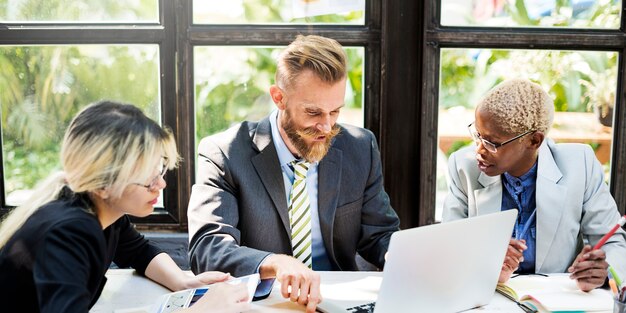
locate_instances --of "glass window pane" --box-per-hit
[193,45,364,171]
[0,0,158,23]
[1,45,160,206]
[436,48,617,221]
[442,0,621,29]
[193,0,364,25]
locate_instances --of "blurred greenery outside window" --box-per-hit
[0,0,158,23]
[441,0,620,28]
[0,45,160,206]
[435,48,618,221]
[192,0,366,147]
[193,46,365,159]
[0,0,366,221]
[192,0,364,24]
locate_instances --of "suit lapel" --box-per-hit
[250,118,291,236]
[317,147,342,265]
[475,172,503,216]
[535,140,566,272]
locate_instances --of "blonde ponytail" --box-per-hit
[0,171,67,247]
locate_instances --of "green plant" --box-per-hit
[580,65,616,120]
[0,45,159,196]
[446,140,472,157]
[587,142,601,152]
[440,0,621,113]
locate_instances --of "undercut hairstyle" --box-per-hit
[275,35,347,90]
[477,78,554,135]
[0,101,179,247]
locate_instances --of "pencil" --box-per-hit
[516,209,537,241]
[610,266,623,288]
[592,215,626,250]
[609,278,618,297]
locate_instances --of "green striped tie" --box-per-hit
[289,160,312,268]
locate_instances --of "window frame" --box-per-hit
[419,0,626,226]
[0,0,385,231]
[173,0,382,231]
[0,0,180,227]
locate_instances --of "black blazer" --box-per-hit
[0,189,162,312]
[188,116,400,276]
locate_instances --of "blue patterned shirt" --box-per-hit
[501,162,538,273]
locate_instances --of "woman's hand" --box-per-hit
[183,282,251,313]
[498,239,527,283]
[181,271,231,289]
[568,245,608,292]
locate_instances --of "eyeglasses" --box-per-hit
[133,158,168,191]
[467,122,535,153]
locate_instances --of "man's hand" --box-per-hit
[260,254,322,313]
[568,245,608,292]
[498,239,527,283]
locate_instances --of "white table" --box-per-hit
[90,269,529,313]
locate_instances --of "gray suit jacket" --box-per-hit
[443,139,626,277]
[188,117,400,276]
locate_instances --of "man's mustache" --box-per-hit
[297,125,340,139]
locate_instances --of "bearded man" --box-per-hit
[187,35,400,313]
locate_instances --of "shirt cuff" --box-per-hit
[256,253,274,274]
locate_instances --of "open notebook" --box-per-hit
[496,274,613,312]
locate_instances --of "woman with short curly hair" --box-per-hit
[443,78,626,292]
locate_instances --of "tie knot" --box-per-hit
[291,160,310,178]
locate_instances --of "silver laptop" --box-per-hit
[317,209,518,313]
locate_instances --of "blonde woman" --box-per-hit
[0,101,250,312]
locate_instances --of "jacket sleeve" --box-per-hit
[355,132,400,268]
[442,150,470,221]
[579,145,626,279]
[34,218,105,313]
[187,138,272,277]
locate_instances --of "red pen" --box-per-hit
[593,215,626,250]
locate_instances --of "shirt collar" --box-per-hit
[503,162,538,191]
[269,110,298,168]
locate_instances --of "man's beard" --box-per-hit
[282,111,341,163]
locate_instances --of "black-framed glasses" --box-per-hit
[467,122,535,153]
[133,157,167,190]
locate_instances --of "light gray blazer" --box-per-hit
[187,117,400,277]
[443,139,626,277]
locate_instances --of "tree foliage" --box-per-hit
[440,1,619,114]
[0,0,364,200]
[0,45,159,197]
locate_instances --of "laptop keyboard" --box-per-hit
[347,302,376,313]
